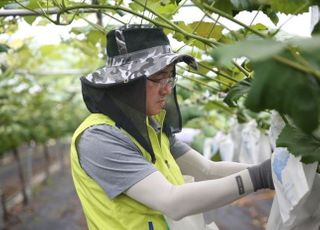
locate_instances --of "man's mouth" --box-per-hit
[159,100,166,107]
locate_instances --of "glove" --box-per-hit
[248,159,275,191]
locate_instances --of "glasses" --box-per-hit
[148,77,177,88]
[148,71,177,88]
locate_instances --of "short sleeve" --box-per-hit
[169,134,191,159]
[77,124,157,199]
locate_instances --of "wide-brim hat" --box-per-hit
[83,24,198,85]
[80,24,198,163]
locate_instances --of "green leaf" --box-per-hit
[24,0,38,26]
[212,39,285,66]
[250,23,268,31]
[0,0,16,8]
[263,6,279,25]
[197,61,212,75]
[291,35,320,52]
[0,44,10,53]
[245,56,320,134]
[211,0,234,15]
[27,0,39,8]
[87,30,105,46]
[171,21,193,43]
[223,78,251,107]
[277,124,320,163]
[188,21,223,41]
[24,15,36,24]
[269,0,309,14]
[229,0,259,10]
[129,0,177,17]
[312,20,320,35]
[212,36,320,67]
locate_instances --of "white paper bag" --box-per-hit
[267,148,319,229]
[238,120,272,164]
[164,214,219,230]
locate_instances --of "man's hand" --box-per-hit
[248,159,275,191]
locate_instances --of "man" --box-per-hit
[70,24,274,230]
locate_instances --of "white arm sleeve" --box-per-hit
[125,169,254,220]
[176,149,252,181]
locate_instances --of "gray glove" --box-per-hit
[248,159,275,191]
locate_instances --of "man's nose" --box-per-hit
[160,84,172,96]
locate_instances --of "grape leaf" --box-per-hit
[0,44,10,53]
[211,0,234,15]
[269,0,309,14]
[277,124,320,163]
[245,56,320,134]
[312,20,320,35]
[263,6,279,25]
[188,22,223,41]
[212,39,285,66]
[224,78,251,107]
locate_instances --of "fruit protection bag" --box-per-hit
[267,111,320,229]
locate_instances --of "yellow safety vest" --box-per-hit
[70,111,184,230]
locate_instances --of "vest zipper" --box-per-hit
[148,221,154,230]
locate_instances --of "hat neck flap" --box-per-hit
[81,76,156,163]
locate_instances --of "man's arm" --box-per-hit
[126,169,254,220]
[126,155,273,221]
[176,148,251,181]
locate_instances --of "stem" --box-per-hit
[208,14,220,39]
[133,0,218,47]
[197,62,238,83]
[177,82,193,91]
[183,75,219,92]
[172,0,188,15]
[232,60,251,77]
[177,83,234,115]
[243,8,261,38]
[279,112,289,124]
[276,2,310,34]
[190,0,215,37]
[193,0,267,38]
[191,3,238,38]
[207,99,234,114]
[273,55,320,80]
[4,3,174,31]
[78,15,106,33]
[102,12,126,24]
[290,48,314,70]
[178,65,230,87]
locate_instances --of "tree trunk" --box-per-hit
[12,148,28,205]
[43,143,50,184]
[57,139,65,171]
[25,143,33,201]
[0,188,9,223]
[92,0,103,26]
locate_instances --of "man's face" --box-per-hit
[146,65,175,116]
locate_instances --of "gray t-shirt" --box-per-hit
[77,123,190,198]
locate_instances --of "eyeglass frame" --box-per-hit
[147,71,177,88]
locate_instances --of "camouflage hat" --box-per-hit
[83,24,197,85]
